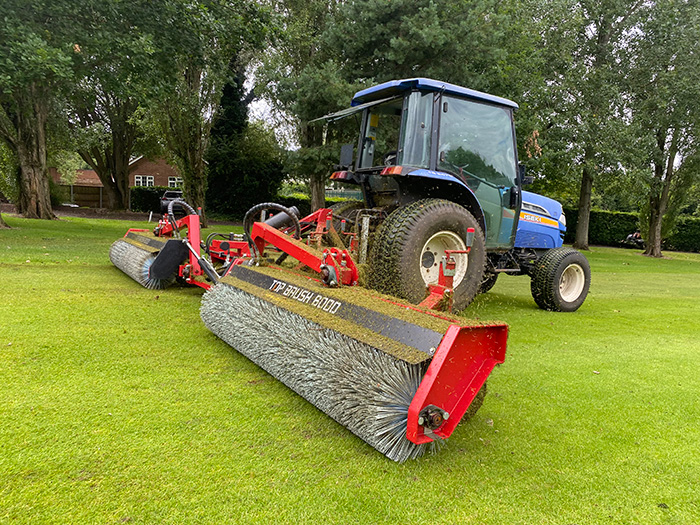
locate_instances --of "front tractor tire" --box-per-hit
[530,247,591,312]
[328,199,364,232]
[369,199,486,313]
[478,272,499,294]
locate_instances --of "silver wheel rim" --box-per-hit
[560,263,585,302]
[419,231,468,287]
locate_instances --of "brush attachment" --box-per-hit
[201,282,440,462]
[109,239,175,290]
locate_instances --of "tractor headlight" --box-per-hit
[559,213,567,226]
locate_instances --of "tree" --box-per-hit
[627,0,700,257]
[0,1,76,219]
[70,84,140,210]
[257,0,355,211]
[261,0,546,209]
[329,0,529,94]
[155,0,269,226]
[62,1,206,210]
[207,121,285,219]
[206,63,285,219]
[529,0,646,250]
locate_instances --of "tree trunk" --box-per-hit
[310,172,325,211]
[77,98,135,210]
[162,66,210,227]
[78,150,129,209]
[644,197,663,257]
[109,100,136,209]
[182,153,208,228]
[300,122,326,211]
[573,148,595,250]
[644,128,679,258]
[102,181,124,210]
[175,114,208,227]
[14,85,54,219]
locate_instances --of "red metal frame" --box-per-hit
[137,208,362,289]
[208,239,250,262]
[125,209,507,445]
[163,214,210,287]
[250,222,359,286]
[406,323,508,444]
[418,230,474,312]
[126,214,212,289]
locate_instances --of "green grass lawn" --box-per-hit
[1,215,698,524]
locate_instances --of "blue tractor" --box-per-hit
[317,78,590,313]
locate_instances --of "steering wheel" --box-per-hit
[382,150,398,166]
[441,160,498,189]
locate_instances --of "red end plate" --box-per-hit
[406,323,508,444]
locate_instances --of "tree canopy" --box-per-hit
[0,0,78,218]
[2,0,699,256]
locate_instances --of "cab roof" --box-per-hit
[351,77,519,109]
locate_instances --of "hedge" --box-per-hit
[665,216,700,253]
[130,186,171,213]
[563,207,700,252]
[261,193,351,220]
[563,208,640,246]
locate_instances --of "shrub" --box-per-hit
[130,186,170,213]
[206,123,286,219]
[666,216,700,253]
[563,207,700,252]
[49,179,69,207]
[274,193,312,218]
[563,208,640,246]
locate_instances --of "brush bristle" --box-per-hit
[109,239,175,290]
[201,282,441,462]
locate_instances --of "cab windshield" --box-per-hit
[437,96,517,188]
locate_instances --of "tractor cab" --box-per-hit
[320,78,522,249]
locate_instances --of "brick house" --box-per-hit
[128,157,183,188]
[52,157,183,208]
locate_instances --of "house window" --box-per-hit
[168,177,183,188]
[134,175,154,187]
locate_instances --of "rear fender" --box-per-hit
[394,171,486,235]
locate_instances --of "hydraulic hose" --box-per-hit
[242,203,301,261]
[167,199,198,237]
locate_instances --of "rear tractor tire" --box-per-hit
[369,199,486,313]
[530,247,590,312]
[328,199,364,231]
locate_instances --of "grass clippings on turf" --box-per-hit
[1,216,699,524]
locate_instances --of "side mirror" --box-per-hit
[509,186,520,209]
[519,164,534,185]
[338,143,354,169]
